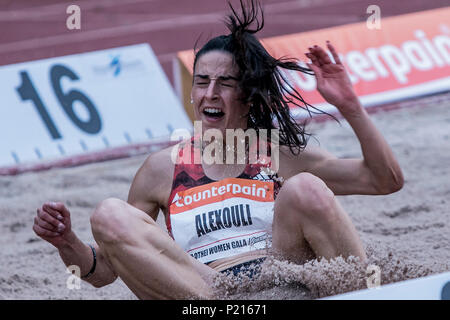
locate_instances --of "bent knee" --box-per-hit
[91,197,127,225]
[90,198,130,243]
[280,172,336,221]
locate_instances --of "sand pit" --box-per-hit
[1,92,449,300]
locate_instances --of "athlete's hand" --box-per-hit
[33,202,75,248]
[305,41,360,114]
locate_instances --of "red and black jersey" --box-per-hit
[166,137,281,239]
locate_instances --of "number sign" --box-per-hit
[0,44,192,168]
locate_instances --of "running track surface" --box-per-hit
[1,0,449,86]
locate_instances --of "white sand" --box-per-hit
[1,92,449,300]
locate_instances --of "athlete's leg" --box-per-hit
[90,198,218,299]
[272,172,366,263]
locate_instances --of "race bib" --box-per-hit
[169,177,274,263]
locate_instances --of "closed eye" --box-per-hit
[193,74,239,88]
[194,80,209,86]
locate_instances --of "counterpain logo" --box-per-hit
[282,29,450,87]
[172,181,269,208]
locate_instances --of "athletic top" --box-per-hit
[167,137,282,264]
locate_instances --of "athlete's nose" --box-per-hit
[205,79,220,101]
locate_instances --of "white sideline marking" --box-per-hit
[322,272,450,300]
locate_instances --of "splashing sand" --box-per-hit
[1,93,449,299]
[210,244,446,300]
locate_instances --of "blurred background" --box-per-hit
[1,0,448,86]
[1,0,449,300]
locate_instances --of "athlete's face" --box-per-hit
[191,50,250,133]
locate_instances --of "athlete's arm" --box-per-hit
[277,42,403,195]
[33,202,118,288]
[325,102,403,195]
[33,149,172,289]
[280,108,403,196]
[127,147,174,220]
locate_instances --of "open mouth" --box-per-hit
[203,107,225,120]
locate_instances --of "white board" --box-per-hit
[323,271,450,300]
[0,43,192,169]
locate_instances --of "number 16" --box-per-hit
[16,64,102,140]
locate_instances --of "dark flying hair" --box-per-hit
[193,0,330,155]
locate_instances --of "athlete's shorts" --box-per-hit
[220,257,266,279]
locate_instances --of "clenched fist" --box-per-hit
[33,202,75,248]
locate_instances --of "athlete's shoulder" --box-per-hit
[129,142,184,209]
[142,140,186,171]
[136,140,193,183]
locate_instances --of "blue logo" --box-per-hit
[109,55,121,76]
